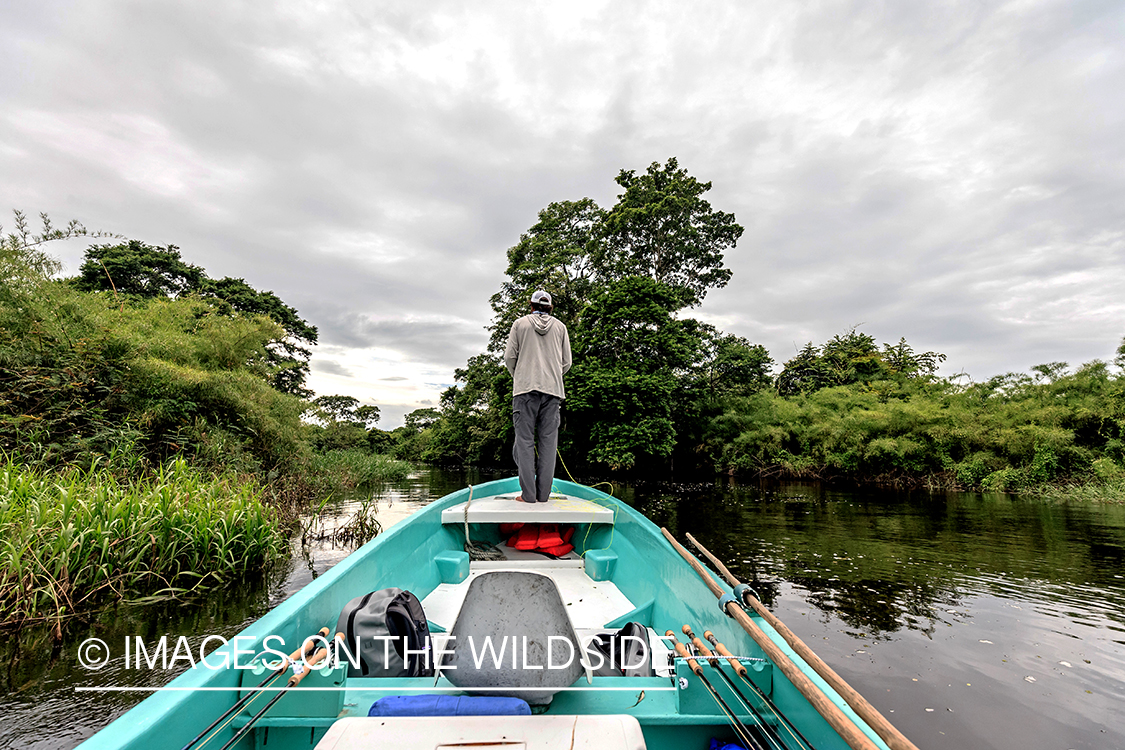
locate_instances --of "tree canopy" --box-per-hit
[71,240,317,396]
[74,241,204,298]
[446,158,749,471]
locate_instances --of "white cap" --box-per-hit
[531,290,552,305]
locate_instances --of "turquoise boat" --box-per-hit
[78,478,912,750]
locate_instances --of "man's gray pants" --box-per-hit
[512,391,561,503]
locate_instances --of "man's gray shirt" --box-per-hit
[504,313,572,399]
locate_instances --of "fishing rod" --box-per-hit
[181,627,330,750]
[681,625,791,750]
[216,633,341,750]
[703,629,816,750]
[665,630,765,750]
[685,533,918,750]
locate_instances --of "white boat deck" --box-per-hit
[315,715,647,750]
[423,566,635,632]
[441,493,614,525]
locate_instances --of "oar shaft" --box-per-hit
[685,533,920,750]
[663,528,880,750]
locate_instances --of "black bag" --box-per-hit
[587,621,653,677]
[335,588,435,678]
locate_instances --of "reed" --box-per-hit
[0,456,286,629]
[309,450,412,494]
[302,496,382,548]
[1031,478,1125,504]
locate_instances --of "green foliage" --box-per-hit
[0,211,422,624]
[488,199,603,353]
[425,355,512,464]
[486,159,739,354]
[702,334,774,398]
[304,396,384,453]
[597,158,740,306]
[74,240,204,299]
[0,276,309,471]
[308,449,411,496]
[566,276,701,469]
[777,328,946,396]
[710,354,1125,492]
[0,457,286,626]
[70,240,318,396]
[312,395,360,421]
[2,210,119,282]
[389,408,445,461]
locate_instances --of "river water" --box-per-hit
[2,467,1123,750]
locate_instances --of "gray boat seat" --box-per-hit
[437,571,592,704]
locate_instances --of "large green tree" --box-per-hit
[436,158,752,473]
[566,276,707,469]
[487,199,603,353]
[596,157,740,306]
[74,241,204,298]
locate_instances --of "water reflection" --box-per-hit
[626,481,1125,750]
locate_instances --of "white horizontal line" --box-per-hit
[75,686,676,693]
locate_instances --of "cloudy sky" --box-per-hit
[3,1,1123,426]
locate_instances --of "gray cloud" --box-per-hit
[308,309,486,370]
[3,0,1123,427]
[311,359,352,377]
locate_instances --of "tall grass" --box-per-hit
[309,449,412,495]
[1033,479,1125,504]
[0,457,286,629]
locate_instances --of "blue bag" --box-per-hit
[368,694,531,717]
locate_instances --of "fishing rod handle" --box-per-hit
[665,630,702,675]
[286,626,331,663]
[288,645,330,687]
[704,630,748,677]
[289,632,345,686]
[681,624,721,664]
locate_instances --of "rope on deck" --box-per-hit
[463,484,505,561]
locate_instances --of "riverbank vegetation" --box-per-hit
[381,160,1125,499]
[1,212,409,626]
[0,457,285,629]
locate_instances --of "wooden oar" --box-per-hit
[181,627,329,750]
[217,633,341,750]
[685,532,920,750]
[661,528,881,750]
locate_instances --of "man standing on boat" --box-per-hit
[504,290,572,503]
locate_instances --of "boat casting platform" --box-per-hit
[441,493,615,525]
